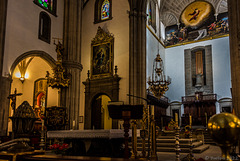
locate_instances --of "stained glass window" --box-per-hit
[34,0,56,16]
[101,0,110,20]
[148,1,156,31]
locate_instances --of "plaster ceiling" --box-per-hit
[160,0,228,26]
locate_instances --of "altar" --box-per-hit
[47,129,131,157]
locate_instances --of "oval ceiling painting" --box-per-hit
[181,1,214,29]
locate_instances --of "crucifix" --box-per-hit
[8,88,22,116]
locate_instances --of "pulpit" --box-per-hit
[108,104,143,158]
[10,101,37,139]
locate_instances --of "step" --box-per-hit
[156,138,198,143]
[157,136,176,139]
[138,144,209,153]
[130,141,203,148]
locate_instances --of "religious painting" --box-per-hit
[91,27,114,79]
[164,0,228,47]
[164,25,178,46]
[208,12,229,35]
[180,1,214,29]
[101,0,110,20]
[33,78,48,119]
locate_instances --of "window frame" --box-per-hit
[148,0,157,31]
[94,0,112,24]
[33,0,57,17]
[38,11,51,44]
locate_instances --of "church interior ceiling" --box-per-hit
[159,0,228,47]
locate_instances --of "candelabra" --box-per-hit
[148,53,171,98]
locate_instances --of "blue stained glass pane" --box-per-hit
[101,0,110,20]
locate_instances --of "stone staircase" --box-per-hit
[130,130,209,153]
[203,130,216,145]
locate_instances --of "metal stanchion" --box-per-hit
[131,120,137,159]
[140,106,148,158]
[175,125,180,161]
[186,128,195,161]
[150,118,158,160]
[39,119,45,150]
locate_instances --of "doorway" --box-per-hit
[91,95,112,129]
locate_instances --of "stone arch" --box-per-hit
[83,76,121,129]
[10,50,56,76]
[90,93,112,129]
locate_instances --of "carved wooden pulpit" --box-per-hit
[108,104,143,159]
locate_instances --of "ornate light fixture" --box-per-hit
[46,39,70,88]
[17,57,33,83]
[147,53,171,98]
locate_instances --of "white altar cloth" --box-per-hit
[47,129,132,139]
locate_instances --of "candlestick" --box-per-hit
[73,120,75,130]
[175,113,178,125]
[189,115,192,127]
[42,120,44,131]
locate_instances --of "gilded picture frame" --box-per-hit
[33,78,48,118]
[91,27,114,79]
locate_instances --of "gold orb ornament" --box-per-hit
[208,113,240,161]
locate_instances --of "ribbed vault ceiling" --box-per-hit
[160,0,228,26]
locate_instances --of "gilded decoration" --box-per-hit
[91,27,114,79]
[33,79,48,119]
[181,1,213,29]
[164,0,228,47]
[46,40,70,88]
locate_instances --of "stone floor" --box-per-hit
[142,145,239,161]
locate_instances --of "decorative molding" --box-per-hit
[91,26,114,44]
[63,60,83,70]
[146,25,166,47]
[10,50,56,76]
[83,75,121,129]
[166,34,229,48]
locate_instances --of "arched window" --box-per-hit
[148,0,156,31]
[34,0,57,16]
[101,0,110,20]
[39,12,51,44]
[95,0,112,23]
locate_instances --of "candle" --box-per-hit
[189,115,192,126]
[151,105,154,116]
[42,120,44,131]
[175,113,178,125]
[73,120,75,129]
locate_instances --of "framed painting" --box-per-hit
[91,27,114,79]
[33,78,48,118]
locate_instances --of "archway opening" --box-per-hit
[91,94,112,129]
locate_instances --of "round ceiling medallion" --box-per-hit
[180,1,214,29]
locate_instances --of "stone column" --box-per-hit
[0,0,8,136]
[228,0,240,117]
[128,0,147,105]
[61,0,83,130]
[0,77,12,136]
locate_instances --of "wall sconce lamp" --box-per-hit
[19,77,25,83]
[17,57,33,83]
